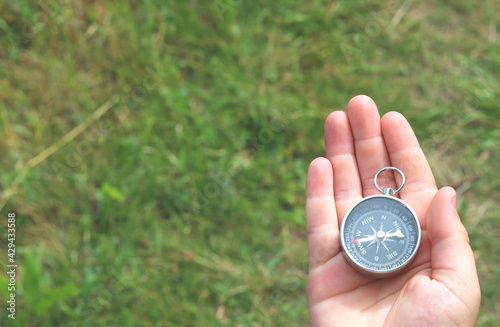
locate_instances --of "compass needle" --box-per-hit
[385,229,405,239]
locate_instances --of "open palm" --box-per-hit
[305,95,480,326]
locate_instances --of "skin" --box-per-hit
[305,95,481,327]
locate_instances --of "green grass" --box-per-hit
[0,0,499,326]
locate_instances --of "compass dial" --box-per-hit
[340,195,421,277]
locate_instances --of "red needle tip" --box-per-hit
[353,238,359,244]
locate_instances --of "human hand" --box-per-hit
[305,95,480,326]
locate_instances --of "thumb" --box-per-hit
[426,187,479,293]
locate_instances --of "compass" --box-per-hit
[340,167,421,278]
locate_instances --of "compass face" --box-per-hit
[340,195,421,277]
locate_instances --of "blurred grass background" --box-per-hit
[0,0,499,326]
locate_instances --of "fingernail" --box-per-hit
[450,189,457,209]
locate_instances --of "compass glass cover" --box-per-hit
[341,196,420,273]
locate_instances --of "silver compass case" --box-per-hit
[339,168,422,278]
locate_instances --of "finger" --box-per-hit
[325,111,362,222]
[381,112,437,228]
[426,187,480,305]
[306,158,339,270]
[347,95,397,197]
